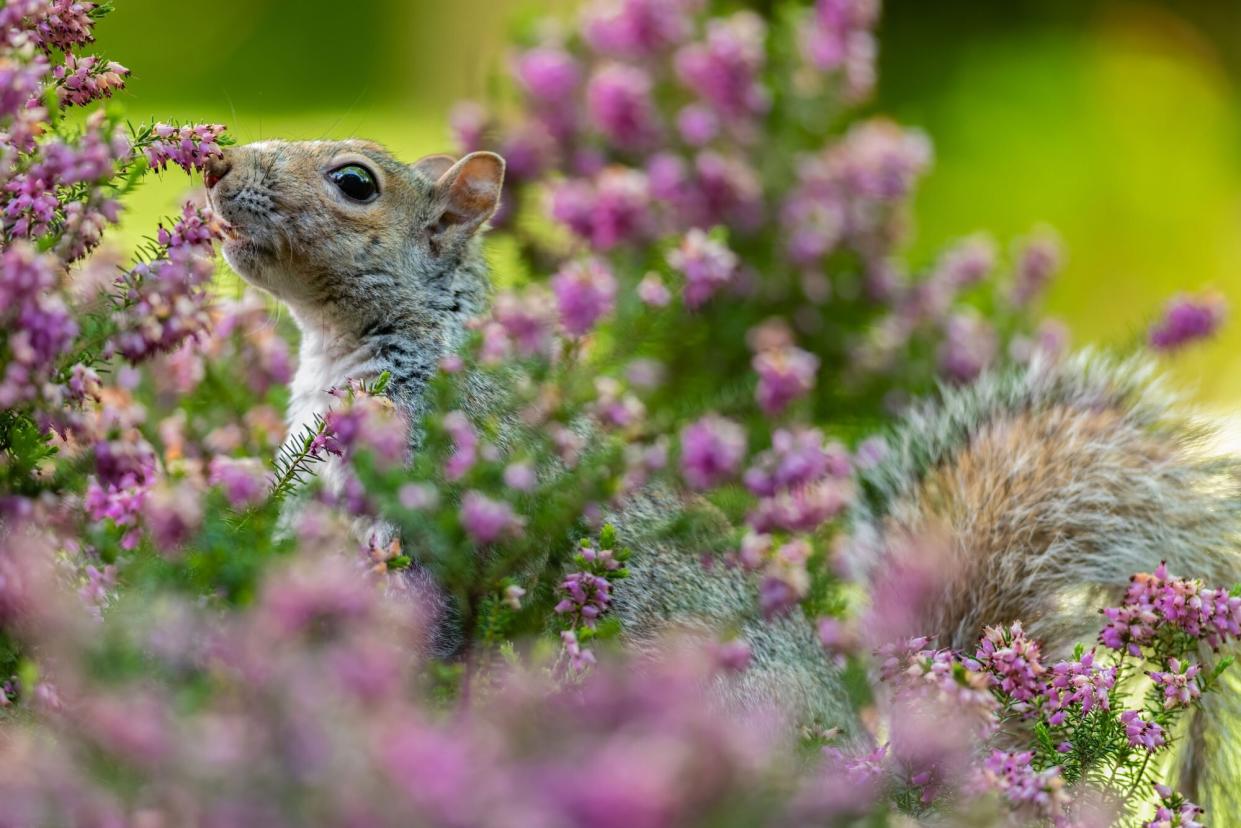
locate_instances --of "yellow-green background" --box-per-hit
[94,0,1241,409]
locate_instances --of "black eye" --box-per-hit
[329,164,378,202]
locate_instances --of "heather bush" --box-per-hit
[0,1,1235,826]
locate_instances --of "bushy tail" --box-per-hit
[847,351,1241,810]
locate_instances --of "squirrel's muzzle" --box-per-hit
[204,152,232,190]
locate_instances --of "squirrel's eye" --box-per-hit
[329,164,378,202]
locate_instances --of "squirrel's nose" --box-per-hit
[204,152,232,190]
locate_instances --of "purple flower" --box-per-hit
[484,288,557,362]
[144,123,228,174]
[1121,710,1166,751]
[560,629,596,672]
[753,344,819,415]
[974,622,1046,708]
[676,104,718,146]
[31,0,100,52]
[555,570,612,628]
[1100,563,1241,654]
[586,63,660,148]
[637,272,672,307]
[800,0,880,101]
[442,410,478,482]
[580,0,695,59]
[679,414,746,490]
[552,258,617,336]
[667,228,738,308]
[1144,785,1205,828]
[675,12,769,124]
[1043,649,1116,725]
[937,312,997,384]
[551,168,653,251]
[53,54,128,106]
[712,639,752,672]
[980,750,1069,822]
[503,461,537,493]
[208,456,270,509]
[1148,658,1202,710]
[1148,293,1225,352]
[109,203,225,362]
[1010,230,1062,307]
[513,46,581,105]
[744,428,848,497]
[0,243,78,407]
[754,480,852,533]
[143,482,204,555]
[459,490,524,544]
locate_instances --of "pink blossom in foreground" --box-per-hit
[981,750,1070,823]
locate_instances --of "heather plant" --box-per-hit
[0,1,1236,827]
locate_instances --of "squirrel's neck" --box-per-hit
[284,252,489,438]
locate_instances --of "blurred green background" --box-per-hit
[94,0,1241,408]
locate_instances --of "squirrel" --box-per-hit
[204,141,1241,811]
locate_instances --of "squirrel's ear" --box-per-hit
[429,151,505,242]
[412,153,456,180]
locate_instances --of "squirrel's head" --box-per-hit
[204,140,505,319]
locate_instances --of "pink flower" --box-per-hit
[980,750,1069,823]
[974,622,1046,708]
[1121,710,1166,751]
[637,272,672,307]
[442,410,478,481]
[753,344,819,415]
[679,414,746,490]
[1148,293,1226,352]
[555,570,612,628]
[581,0,695,59]
[667,228,737,308]
[1043,649,1116,725]
[1148,658,1202,710]
[938,312,997,384]
[208,456,270,509]
[552,258,617,336]
[513,46,581,104]
[1010,230,1061,306]
[144,123,228,174]
[459,491,524,544]
[586,63,660,148]
[503,461,538,492]
[675,12,769,123]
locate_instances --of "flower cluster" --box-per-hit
[1148,292,1226,352]
[108,203,226,361]
[1099,561,1241,655]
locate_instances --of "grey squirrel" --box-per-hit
[204,140,1241,811]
